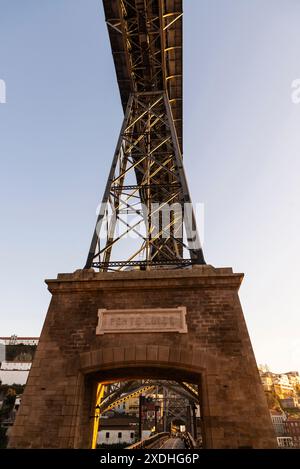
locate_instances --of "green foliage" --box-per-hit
[5,344,36,362]
[284,407,300,418]
[0,383,25,397]
[0,384,26,449]
[0,386,19,420]
[0,426,8,449]
[265,391,281,411]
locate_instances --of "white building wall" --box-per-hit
[277,437,293,448]
[97,429,136,446]
[0,369,29,385]
[97,429,152,446]
[270,413,287,437]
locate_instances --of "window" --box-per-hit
[130,432,134,439]
[105,432,110,439]
[118,432,122,439]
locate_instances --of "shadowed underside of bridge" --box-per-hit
[8,0,276,450]
[103,0,183,150]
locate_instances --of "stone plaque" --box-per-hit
[96,307,188,335]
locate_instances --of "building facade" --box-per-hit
[285,419,300,448]
[270,410,287,437]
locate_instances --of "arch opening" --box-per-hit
[84,366,204,449]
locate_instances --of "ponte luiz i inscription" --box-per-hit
[96,307,188,335]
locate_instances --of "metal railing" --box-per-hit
[183,432,197,449]
[126,432,170,449]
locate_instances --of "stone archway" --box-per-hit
[8,266,276,448]
[73,347,212,448]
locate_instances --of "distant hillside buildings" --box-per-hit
[0,336,38,385]
[259,365,300,448]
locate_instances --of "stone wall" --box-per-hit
[8,265,276,448]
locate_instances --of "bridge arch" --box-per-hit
[79,344,220,376]
[70,345,219,448]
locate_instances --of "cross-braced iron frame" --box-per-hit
[85,91,205,271]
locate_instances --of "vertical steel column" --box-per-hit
[163,93,205,264]
[84,95,134,269]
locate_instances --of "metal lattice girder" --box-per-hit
[180,382,199,399]
[161,386,191,428]
[98,379,199,415]
[100,384,155,413]
[160,381,198,403]
[103,0,183,151]
[85,91,205,271]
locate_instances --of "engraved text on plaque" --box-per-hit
[96,307,188,334]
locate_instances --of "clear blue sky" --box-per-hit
[1,0,300,373]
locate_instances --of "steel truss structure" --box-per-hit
[92,379,200,447]
[85,92,204,270]
[98,379,198,414]
[85,1,205,270]
[103,0,183,151]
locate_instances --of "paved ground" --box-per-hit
[159,437,186,449]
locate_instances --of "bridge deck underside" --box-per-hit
[103,0,183,151]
